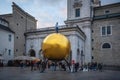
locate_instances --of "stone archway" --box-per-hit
[29,49,36,57]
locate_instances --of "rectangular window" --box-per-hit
[75,8,80,17]
[102,27,106,35]
[104,10,110,14]
[8,35,12,42]
[8,49,11,55]
[16,49,18,52]
[107,26,111,34]
[101,26,112,36]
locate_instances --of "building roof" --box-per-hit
[0,14,12,18]
[94,2,120,10]
[25,25,86,39]
[0,24,14,33]
[0,17,9,23]
[93,2,120,20]
[12,2,36,21]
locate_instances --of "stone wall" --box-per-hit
[92,3,120,66]
[0,3,37,56]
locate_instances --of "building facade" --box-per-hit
[65,0,94,63]
[25,26,86,65]
[0,0,120,69]
[0,2,37,56]
[92,3,120,67]
[0,18,14,64]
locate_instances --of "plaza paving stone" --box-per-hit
[0,67,120,80]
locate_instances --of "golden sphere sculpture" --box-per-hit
[42,33,71,60]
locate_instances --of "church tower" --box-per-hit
[66,0,91,21]
[65,0,100,63]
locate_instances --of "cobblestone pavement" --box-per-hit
[0,67,120,80]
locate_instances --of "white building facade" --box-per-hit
[0,0,120,69]
[25,26,86,65]
[65,0,94,63]
[25,0,99,64]
[0,0,101,65]
[0,18,14,64]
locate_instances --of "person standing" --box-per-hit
[30,61,34,71]
[98,63,103,72]
[75,62,79,72]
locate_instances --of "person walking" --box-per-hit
[40,61,46,73]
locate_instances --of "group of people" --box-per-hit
[19,59,46,73]
[53,62,80,72]
[30,60,46,73]
[58,61,103,72]
[19,60,103,73]
[29,60,70,72]
[81,62,103,72]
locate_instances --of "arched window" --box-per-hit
[102,43,111,49]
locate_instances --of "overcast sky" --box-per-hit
[0,0,120,28]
